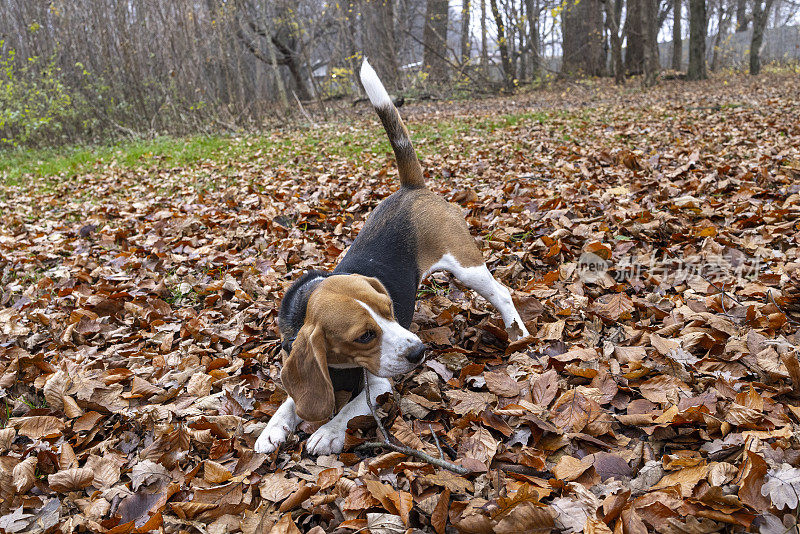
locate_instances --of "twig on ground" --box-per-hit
[357,441,472,474]
[429,422,445,459]
[364,372,392,444]
[768,290,800,325]
[490,462,552,478]
[362,370,470,475]
[210,116,239,132]
[705,276,741,308]
[663,248,743,307]
[518,173,554,181]
[292,90,318,127]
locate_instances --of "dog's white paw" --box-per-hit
[306,423,346,455]
[254,420,293,454]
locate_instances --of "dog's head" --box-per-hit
[281,274,425,422]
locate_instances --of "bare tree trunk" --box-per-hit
[562,0,605,76]
[711,0,732,71]
[672,0,683,69]
[736,0,749,30]
[749,0,774,74]
[364,0,399,90]
[642,0,660,85]
[261,6,288,110]
[519,0,527,81]
[337,0,359,89]
[687,0,707,79]
[489,0,513,89]
[525,0,540,77]
[460,0,471,64]
[269,37,312,100]
[625,0,644,74]
[481,0,489,68]
[506,1,519,81]
[423,0,449,80]
[605,0,626,83]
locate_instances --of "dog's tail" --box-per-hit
[360,59,425,189]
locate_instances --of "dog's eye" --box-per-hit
[354,330,376,344]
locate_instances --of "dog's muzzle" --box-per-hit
[405,343,427,365]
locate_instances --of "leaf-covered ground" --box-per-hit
[1,72,800,534]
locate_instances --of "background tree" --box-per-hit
[524,0,541,78]
[460,0,471,64]
[423,0,450,80]
[364,0,401,90]
[672,0,683,70]
[688,0,708,79]
[750,0,775,74]
[480,0,490,68]
[710,0,734,70]
[642,0,661,85]
[561,0,606,76]
[235,1,313,101]
[625,0,645,73]
[261,6,290,111]
[605,0,626,83]
[489,0,515,89]
[2,0,799,148]
[736,0,749,29]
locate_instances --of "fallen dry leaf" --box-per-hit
[2,74,800,532]
[48,468,94,492]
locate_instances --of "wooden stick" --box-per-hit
[768,289,800,326]
[365,374,392,445]
[362,370,471,475]
[489,462,551,478]
[428,422,445,459]
[663,248,743,306]
[292,90,318,127]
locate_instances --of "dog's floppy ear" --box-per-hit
[281,324,335,423]
[363,276,389,297]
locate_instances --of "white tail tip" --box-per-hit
[360,58,392,108]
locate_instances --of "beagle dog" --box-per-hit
[254,59,530,456]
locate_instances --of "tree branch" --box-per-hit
[361,370,471,475]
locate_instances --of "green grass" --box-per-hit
[0,145,105,185]
[0,135,242,186]
[417,277,450,297]
[0,109,558,186]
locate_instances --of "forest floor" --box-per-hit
[1,71,800,533]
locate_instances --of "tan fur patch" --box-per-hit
[301,275,393,374]
[375,106,425,188]
[407,189,485,273]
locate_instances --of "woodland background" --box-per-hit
[0,0,799,147]
[1,1,800,534]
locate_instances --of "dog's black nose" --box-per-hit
[406,345,426,364]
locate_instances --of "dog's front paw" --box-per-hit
[254,419,293,454]
[306,423,346,455]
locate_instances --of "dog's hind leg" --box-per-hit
[425,254,530,341]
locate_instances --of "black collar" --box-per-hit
[279,338,363,396]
